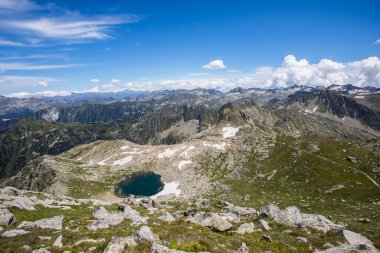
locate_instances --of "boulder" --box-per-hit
[2,229,30,237]
[317,244,379,253]
[93,206,110,219]
[32,249,51,253]
[236,242,249,253]
[296,237,308,243]
[259,203,342,232]
[18,215,63,230]
[103,236,137,253]
[342,230,377,250]
[135,225,159,242]
[0,208,16,225]
[150,243,187,253]
[53,235,63,248]
[122,206,147,225]
[159,212,176,222]
[188,212,234,231]
[236,223,254,234]
[259,219,271,231]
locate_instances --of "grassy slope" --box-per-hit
[200,133,380,248]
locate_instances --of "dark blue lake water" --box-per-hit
[115,172,164,197]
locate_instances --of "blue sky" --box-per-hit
[0,0,380,97]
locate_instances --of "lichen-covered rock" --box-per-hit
[122,206,147,225]
[316,244,379,253]
[259,203,342,232]
[236,223,254,234]
[341,230,377,250]
[259,219,271,231]
[158,212,176,222]
[0,208,16,225]
[236,242,249,253]
[2,229,30,237]
[18,215,63,230]
[135,225,159,242]
[103,236,136,253]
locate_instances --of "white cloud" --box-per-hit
[90,78,100,83]
[375,39,380,44]
[254,66,273,76]
[0,75,58,88]
[0,1,140,45]
[37,81,48,87]
[6,90,71,98]
[266,55,380,87]
[0,0,38,12]
[3,17,137,42]
[227,69,242,73]
[111,79,120,84]
[202,59,226,69]
[0,62,84,71]
[102,83,116,89]
[0,39,28,47]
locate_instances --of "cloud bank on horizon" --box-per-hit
[0,0,380,97]
[5,55,380,98]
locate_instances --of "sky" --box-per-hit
[0,0,380,97]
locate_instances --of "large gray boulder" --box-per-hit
[316,244,379,253]
[187,212,235,231]
[0,208,16,225]
[122,206,147,225]
[150,243,187,253]
[32,249,51,253]
[2,229,30,237]
[259,203,342,232]
[18,215,63,230]
[135,225,159,242]
[236,223,255,234]
[87,207,125,230]
[223,202,257,217]
[103,236,136,253]
[342,230,377,251]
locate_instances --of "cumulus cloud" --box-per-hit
[202,59,226,69]
[265,55,380,87]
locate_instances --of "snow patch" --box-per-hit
[112,156,133,166]
[305,106,318,114]
[222,126,241,139]
[178,160,192,170]
[151,182,181,199]
[157,148,178,159]
[354,95,365,99]
[97,157,112,166]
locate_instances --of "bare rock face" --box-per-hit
[18,215,63,231]
[259,203,342,232]
[0,208,16,225]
